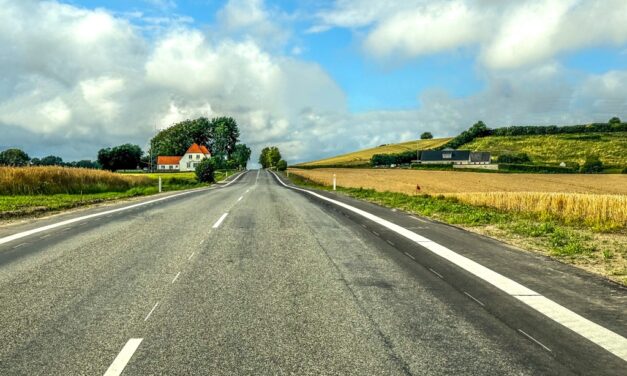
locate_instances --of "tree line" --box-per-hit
[0,148,99,168]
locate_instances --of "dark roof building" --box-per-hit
[419,150,491,164]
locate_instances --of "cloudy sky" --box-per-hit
[1,0,626,164]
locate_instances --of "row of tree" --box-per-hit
[0,148,99,168]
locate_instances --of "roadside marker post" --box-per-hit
[158,177,162,193]
[333,174,336,191]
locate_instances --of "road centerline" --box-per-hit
[212,213,229,228]
[144,302,159,321]
[103,338,143,376]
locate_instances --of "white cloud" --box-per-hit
[315,0,627,69]
[0,0,625,164]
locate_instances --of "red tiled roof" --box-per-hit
[200,145,210,155]
[157,156,181,165]
[186,143,204,154]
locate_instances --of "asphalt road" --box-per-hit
[0,169,625,375]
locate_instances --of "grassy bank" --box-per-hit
[287,173,627,286]
[0,168,234,220]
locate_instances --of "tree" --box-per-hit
[0,148,30,166]
[39,155,64,166]
[211,117,240,158]
[98,144,143,171]
[195,158,216,183]
[268,147,281,168]
[232,144,252,169]
[609,117,621,125]
[258,147,270,168]
[420,132,433,139]
[71,160,100,169]
[150,117,213,162]
[276,159,287,171]
[580,155,603,173]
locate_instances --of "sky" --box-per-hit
[1,0,626,164]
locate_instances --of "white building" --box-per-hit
[157,143,211,172]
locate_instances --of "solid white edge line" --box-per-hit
[212,213,229,228]
[188,252,195,261]
[0,171,248,247]
[144,302,159,321]
[269,170,627,361]
[237,196,243,202]
[103,338,143,376]
[464,291,485,307]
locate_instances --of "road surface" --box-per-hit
[0,170,625,375]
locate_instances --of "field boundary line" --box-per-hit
[269,170,627,362]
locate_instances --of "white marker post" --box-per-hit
[333,174,336,191]
[158,177,162,193]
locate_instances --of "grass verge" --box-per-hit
[0,170,236,220]
[287,173,627,286]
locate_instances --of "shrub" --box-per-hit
[580,156,603,173]
[497,152,532,164]
[622,167,627,174]
[371,150,419,166]
[195,158,216,183]
[276,159,288,171]
[420,132,433,139]
[609,117,621,125]
[499,164,576,173]
[438,121,490,150]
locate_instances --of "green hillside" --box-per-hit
[462,132,627,167]
[298,138,451,167]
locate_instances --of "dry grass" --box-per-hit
[448,192,627,230]
[298,138,451,166]
[0,166,152,195]
[289,168,627,230]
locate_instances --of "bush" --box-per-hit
[438,121,490,150]
[195,158,216,183]
[277,159,288,171]
[371,150,419,166]
[420,132,433,139]
[622,167,627,174]
[580,156,603,174]
[499,164,576,173]
[497,152,532,164]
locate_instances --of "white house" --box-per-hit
[157,143,211,172]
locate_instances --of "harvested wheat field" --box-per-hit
[289,168,627,230]
[289,168,627,195]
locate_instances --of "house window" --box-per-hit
[196,154,200,159]
[189,155,192,159]
[160,165,165,169]
[193,163,198,167]
[187,162,191,168]
[169,165,173,169]
[442,153,452,159]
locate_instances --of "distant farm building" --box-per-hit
[157,143,211,172]
[419,149,491,165]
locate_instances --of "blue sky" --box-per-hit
[1,0,626,163]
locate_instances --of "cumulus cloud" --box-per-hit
[315,0,627,69]
[0,0,625,165]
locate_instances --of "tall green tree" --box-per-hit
[98,144,143,171]
[0,148,30,166]
[259,147,270,168]
[232,144,252,169]
[150,117,213,160]
[211,117,240,158]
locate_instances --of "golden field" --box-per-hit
[0,166,152,195]
[288,168,627,229]
[298,138,451,167]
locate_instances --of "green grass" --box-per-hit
[287,173,625,284]
[462,132,627,167]
[0,170,236,220]
[297,138,451,167]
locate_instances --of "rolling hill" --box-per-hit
[461,132,627,167]
[297,138,451,167]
